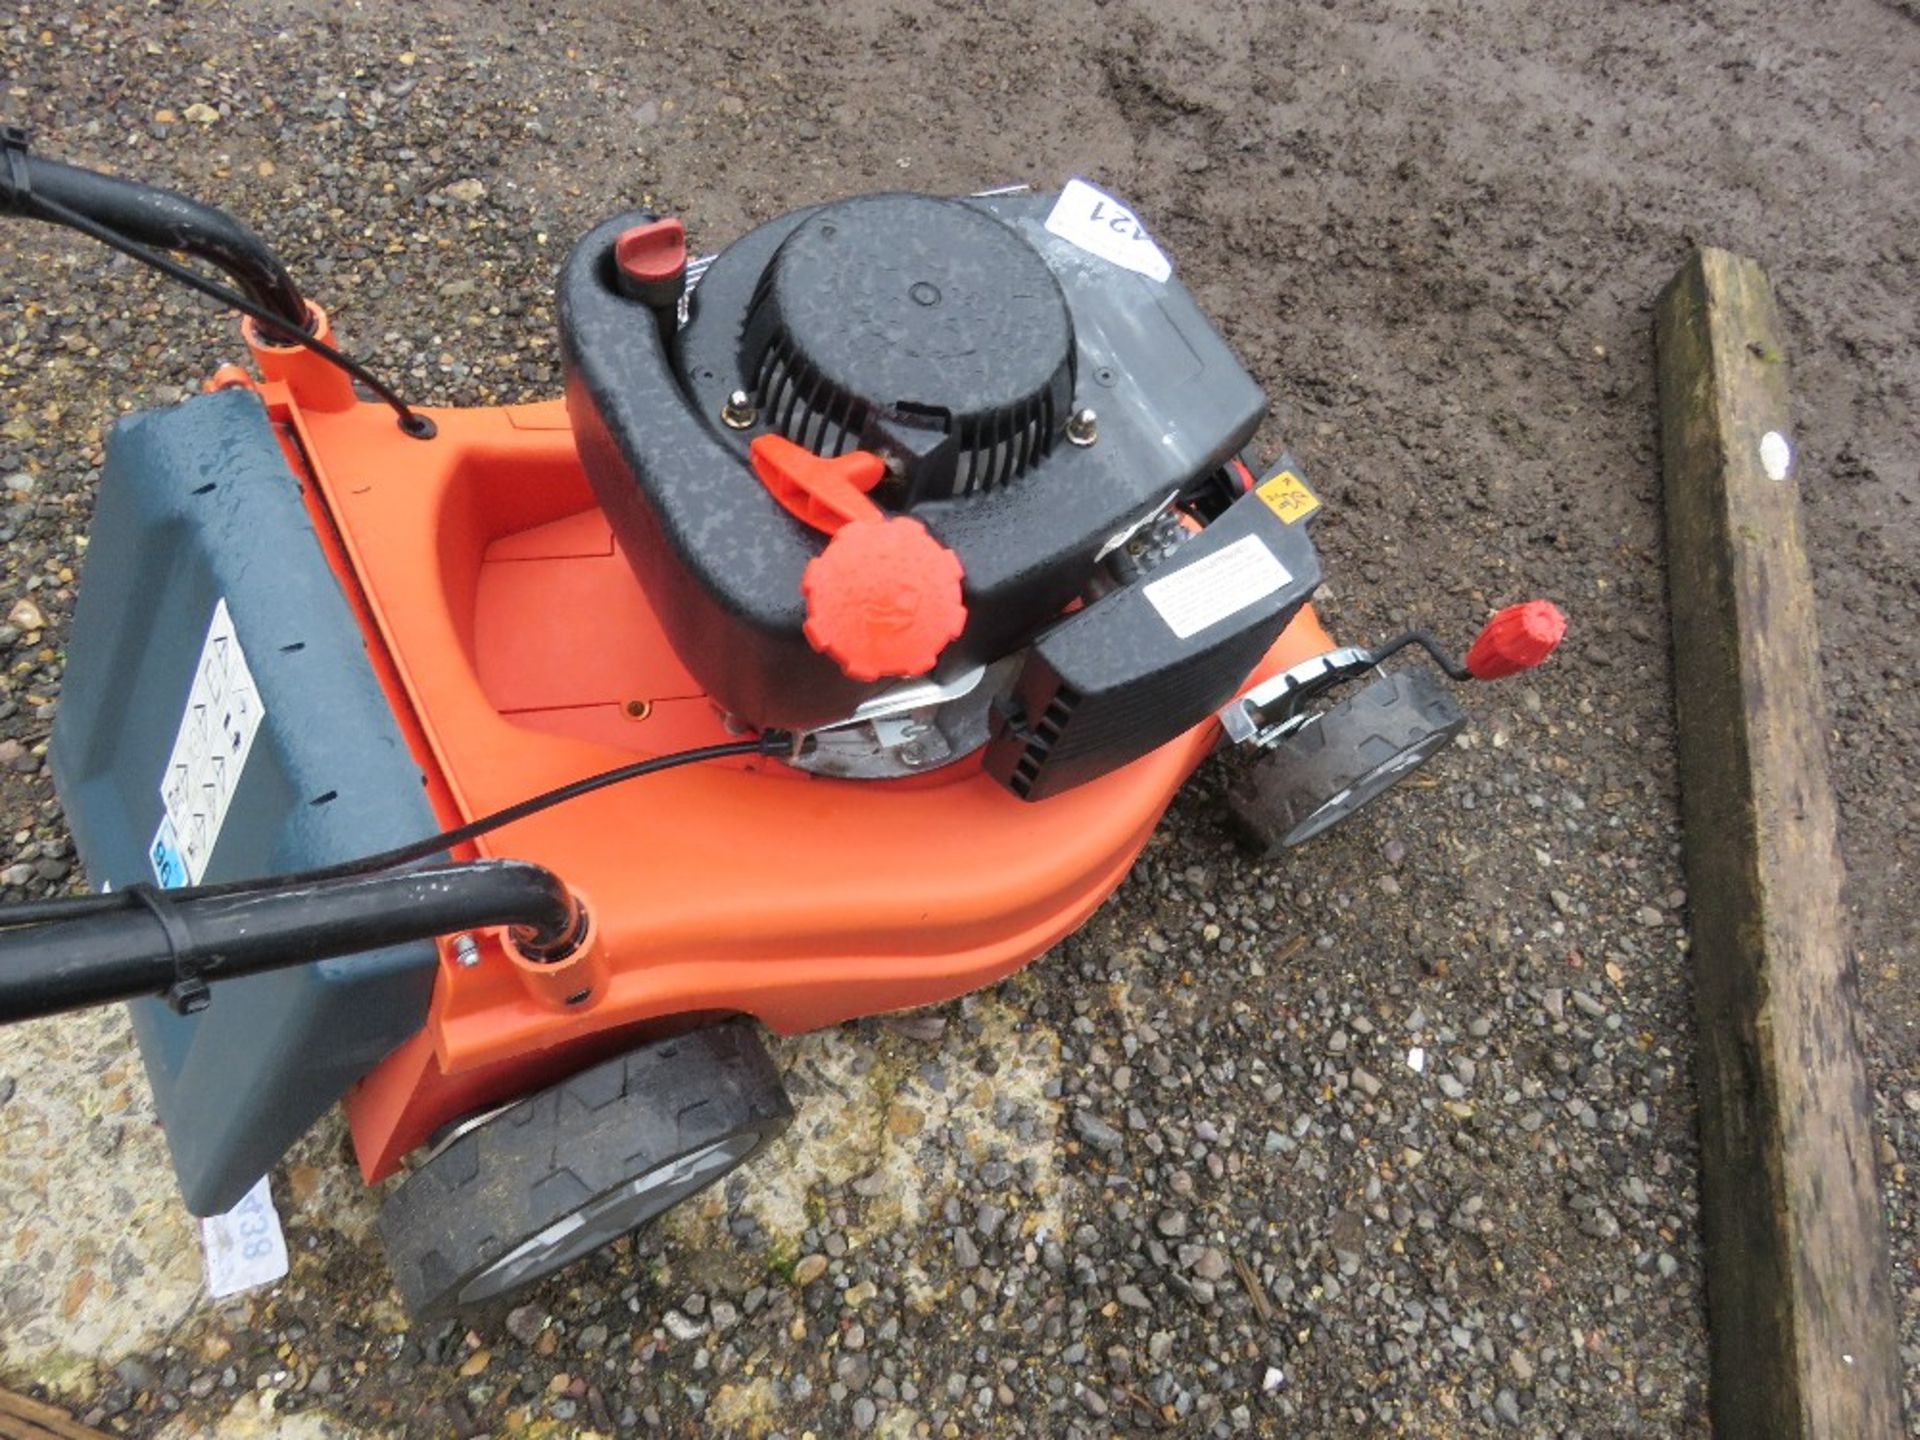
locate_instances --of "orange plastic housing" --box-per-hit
[232,336,1337,1181]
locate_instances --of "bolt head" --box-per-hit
[1066,407,1099,446]
[721,389,757,430]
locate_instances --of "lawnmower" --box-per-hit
[0,132,1564,1319]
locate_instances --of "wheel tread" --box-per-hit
[378,1018,793,1321]
[1227,669,1468,853]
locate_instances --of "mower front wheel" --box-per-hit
[379,1018,792,1321]
[1227,669,1467,852]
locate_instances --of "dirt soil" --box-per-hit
[0,0,1915,1437]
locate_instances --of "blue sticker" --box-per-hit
[149,815,188,890]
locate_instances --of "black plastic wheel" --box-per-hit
[379,1018,792,1321]
[1227,669,1467,852]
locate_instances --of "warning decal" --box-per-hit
[151,598,265,887]
[1143,534,1292,640]
[1255,469,1321,524]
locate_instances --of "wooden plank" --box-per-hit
[1655,246,1904,1438]
[0,1387,111,1440]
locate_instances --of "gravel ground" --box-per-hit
[1,1,1915,1436]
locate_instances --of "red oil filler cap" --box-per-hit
[1465,601,1567,680]
[749,435,968,682]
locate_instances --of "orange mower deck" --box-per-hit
[232,332,1337,1182]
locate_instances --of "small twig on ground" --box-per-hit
[1233,1252,1272,1323]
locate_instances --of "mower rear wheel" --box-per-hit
[1227,669,1467,852]
[378,1018,792,1321]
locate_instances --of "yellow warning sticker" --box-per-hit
[1255,469,1320,524]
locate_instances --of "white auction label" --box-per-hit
[150,597,264,887]
[200,1175,289,1298]
[1143,534,1292,639]
[1044,178,1172,282]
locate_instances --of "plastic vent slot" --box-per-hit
[1007,688,1079,799]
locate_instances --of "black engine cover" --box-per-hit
[559,187,1268,733]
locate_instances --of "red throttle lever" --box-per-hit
[1463,601,1567,680]
[748,435,968,684]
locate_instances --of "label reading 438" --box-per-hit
[200,1174,289,1298]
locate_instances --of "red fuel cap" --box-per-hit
[800,517,967,683]
[1464,600,1567,680]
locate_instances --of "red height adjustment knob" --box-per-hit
[749,435,968,683]
[1464,601,1567,680]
